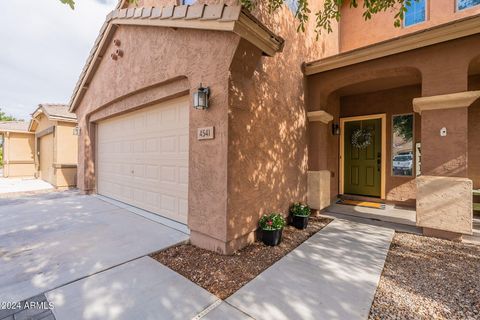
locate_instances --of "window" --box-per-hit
[182,0,196,5]
[392,114,414,177]
[404,0,426,27]
[285,0,299,14]
[457,0,480,10]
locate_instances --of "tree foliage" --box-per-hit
[0,108,17,122]
[59,0,415,36]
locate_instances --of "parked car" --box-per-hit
[393,154,413,175]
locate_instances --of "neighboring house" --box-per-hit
[29,104,78,188]
[69,0,480,253]
[0,121,35,177]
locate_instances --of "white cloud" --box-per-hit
[0,0,118,120]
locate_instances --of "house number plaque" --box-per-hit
[197,127,215,140]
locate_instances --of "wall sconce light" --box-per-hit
[73,126,81,136]
[332,123,340,135]
[193,84,210,110]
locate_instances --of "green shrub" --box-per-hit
[290,203,311,217]
[259,213,286,231]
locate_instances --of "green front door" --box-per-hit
[344,118,382,197]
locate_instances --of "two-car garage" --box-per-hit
[96,96,189,224]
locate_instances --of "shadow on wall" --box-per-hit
[225,2,327,243]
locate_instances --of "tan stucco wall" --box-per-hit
[34,114,54,133]
[55,123,78,165]
[339,85,422,205]
[32,113,78,187]
[339,0,480,52]
[416,175,472,235]
[2,132,35,177]
[39,133,55,185]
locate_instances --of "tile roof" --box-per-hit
[0,121,31,133]
[68,4,284,112]
[39,103,77,120]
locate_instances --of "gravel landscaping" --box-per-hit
[152,216,332,299]
[369,232,480,320]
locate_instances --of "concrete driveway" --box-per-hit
[0,192,189,304]
[0,177,53,195]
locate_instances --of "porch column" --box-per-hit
[413,91,480,240]
[307,110,333,210]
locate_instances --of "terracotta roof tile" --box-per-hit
[172,5,188,19]
[142,7,153,19]
[160,5,175,19]
[186,4,205,20]
[151,7,162,19]
[201,4,225,20]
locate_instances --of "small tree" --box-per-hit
[0,108,17,121]
[59,0,416,35]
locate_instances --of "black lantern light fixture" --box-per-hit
[332,123,340,135]
[193,84,210,110]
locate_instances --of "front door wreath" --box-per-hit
[351,128,372,149]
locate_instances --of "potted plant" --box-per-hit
[259,213,286,246]
[290,203,311,229]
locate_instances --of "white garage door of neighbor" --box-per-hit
[97,96,189,224]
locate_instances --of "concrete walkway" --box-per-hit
[47,257,217,320]
[0,177,53,194]
[225,219,394,320]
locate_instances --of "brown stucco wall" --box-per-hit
[224,2,338,251]
[468,75,480,189]
[73,24,240,253]
[339,0,480,52]
[2,132,35,177]
[308,35,480,107]
[307,36,480,206]
[74,1,340,253]
[340,85,421,205]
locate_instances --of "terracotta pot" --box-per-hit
[262,228,283,246]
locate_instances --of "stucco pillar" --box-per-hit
[413,91,480,239]
[307,111,333,210]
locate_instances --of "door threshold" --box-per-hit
[340,194,384,204]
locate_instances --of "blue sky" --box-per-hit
[0,0,118,120]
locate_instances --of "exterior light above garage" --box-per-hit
[193,84,210,110]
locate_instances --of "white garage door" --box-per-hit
[97,96,189,224]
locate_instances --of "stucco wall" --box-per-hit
[73,23,240,252]
[339,0,480,52]
[34,114,54,133]
[2,132,35,177]
[340,85,421,205]
[225,2,338,250]
[468,75,480,189]
[73,1,340,253]
[55,122,78,165]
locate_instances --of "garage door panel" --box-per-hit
[97,96,189,224]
